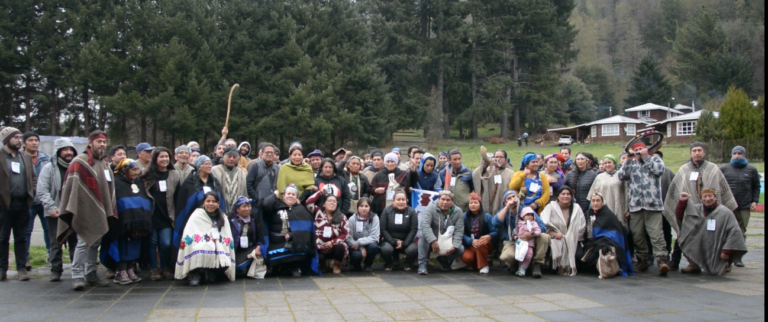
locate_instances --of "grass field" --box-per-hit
[8,245,67,270]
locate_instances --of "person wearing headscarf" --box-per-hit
[473,147,514,216]
[509,153,550,213]
[459,192,498,274]
[580,191,634,278]
[141,147,181,281]
[436,151,449,173]
[492,190,548,278]
[211,146,248,212]
[175,192,236,285]
[107,158,152,284]
[259,184,320,277]
[174,145,193,182]
[228,196,265,278]
[413,152,442,191]
[588,154,627,229]
[369,152,410,216]
[275,143,315,198]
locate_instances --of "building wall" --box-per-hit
[630,110,673,122]
[589,123,644,144]
[660,121,696,144]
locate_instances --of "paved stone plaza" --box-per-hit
[0,249,764,322]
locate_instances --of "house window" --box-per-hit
[625,124,636,135]
[591,126,596,137]
[639,110,651,118]
[667,124,672,137]
[602,124,619,136]
[677,121,696,136]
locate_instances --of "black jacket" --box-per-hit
[565,167,598,212]
[720,163,761,209]
[379,205,418,247]
[314,173,351,214]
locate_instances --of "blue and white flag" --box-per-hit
[411,188,441,242]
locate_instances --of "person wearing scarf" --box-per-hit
[540,186,586,276]
[345,197,380,272]
[211,146,248,212]
[259,184,320,277]
[175,192,236,285]
[276,144,315,198]
[413,152,442,191]
[228,196,266,278]
[580,191,634,278]
[675,188,747,275]
[173,155,226,255]
[369,152,410,216]
[459,192,497,274]
[588,155,628,229]
[340,156,370,216]
[472,148,513,216]
[105,158,152,285]
[57,130,116,290]
[492,190,548,278]
[509,153,550,213]
[719,145,760,252]
[436,151,449,173]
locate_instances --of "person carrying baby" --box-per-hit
[512,207,541,276]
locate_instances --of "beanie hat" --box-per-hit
[186,141,200,149]
[175,145,191,155]
[690,142,706,151]
[194,155,211,169]
[602,154,618,166]
[384,152,398,163]
[732,145,746,156]
[307,149,323,159]
[22,131,39,143]
[1,127,21,145]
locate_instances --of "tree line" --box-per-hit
[1,0,763,155]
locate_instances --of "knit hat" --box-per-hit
[469,192,481,202]
[690,142,706,151]
[502,190,517,207]
[438,151,448,158]
[602,154,618,165]
[223,146,240,157]
[194,155,211,169]
[732,145,746,156]
[175,145,191,154]
[284,183,298,195]
[22,131,39,143]
[307,149,323,159]
[1,127,21,145]
[391,147,401,153]
[187,141,200,149]
[384,152,398,163]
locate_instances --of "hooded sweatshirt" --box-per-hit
[36,138,77,217]
[412,152,442,191]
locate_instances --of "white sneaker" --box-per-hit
[451,259,468,270]
[479,266,489,274]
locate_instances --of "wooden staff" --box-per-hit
[225,83,239,128]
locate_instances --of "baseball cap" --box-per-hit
[136,142,154,152]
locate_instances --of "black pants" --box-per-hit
[380,241,418,268]
[318,245,345,262]
[349,243,380,269]
[0,200,29,271]
[670,240,682,265]
[47,217,78,273]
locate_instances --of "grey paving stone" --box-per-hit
[534,310,595,321]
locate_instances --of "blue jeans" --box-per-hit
[26,204,50,261]
[349,243,380,269]
[149,228,172,270]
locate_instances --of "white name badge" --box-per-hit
[240,236,249,248]
[529,182,541,193]
[395,213,403,225]
[159,180,167,192]
[550,187,553,196]
[494,175,502,184]
[526,220,532,231]
[323,226,332,238]
[387,190,395,201]
[11,162,20,174]
[211,228,220,240]
[356,221,364,233]
[103,169,112,182]
[689,172,699,181]
[450,177,457,187]
[203,186,212,194]
[707,219,716,231]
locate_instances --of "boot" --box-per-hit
[733,258,745,267]
[681,263,701,274]
[72,278,86,291]
[150,269,162,281]
[17,269,30,281]
[333,260,342,275]
[532,264,542,279]
[162,268,174,280]
[85,272,111,287]
[634,258,649,272]
[657,256,670,276]
[50,271,62,282]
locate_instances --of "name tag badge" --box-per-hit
[211,228,220,240]
[356,221,364,233]
[707,219,716,231]
[526,220,532,231]
[689,172,699,181]
[494,175,502,184]
[159,180,167,192]
[240,236,249,248]
[323,226,332,238]
[450,177,457,187]
[549,187,553,196]
[529,182,541,193]
[387,190,395,201]
[11,162,20,174]
[103,169,112,182]
[395,213,403,225]
[203,186,213,194]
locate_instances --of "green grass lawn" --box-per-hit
[9,245,68,270]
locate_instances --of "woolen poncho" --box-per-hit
[276,161,315,199]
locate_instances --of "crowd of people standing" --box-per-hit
[0,125,756,289]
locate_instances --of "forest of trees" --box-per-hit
[0,0,763,154]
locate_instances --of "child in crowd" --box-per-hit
[513,207,541,276]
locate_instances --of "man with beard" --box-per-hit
[211,146,248,212]
[210,143,226,166]
[57,130,116,290]
[36,138,80,282]
[174,145,193,181]
[22,131,51,271]
[238,141,252,171]
[0,127,37,281]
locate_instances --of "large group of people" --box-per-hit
[0,125,756,289]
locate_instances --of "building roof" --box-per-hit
[547,115,648,135]
[648,110,718,126]
[673,104,693,110]
[625,103,684,114]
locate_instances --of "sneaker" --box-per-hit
[417,263,428,275]
[72,278,86,291]
[516,266,526,277]
[17,269,30,281]
[189,273,200,286]
[162,268,174,280]
[734,259,745,267]
[127,269,142,283]
[403,266,412,272]
[436,257,452,271]
[292,268,301,277]
[532,264,542,279]
[451,260,468,270]
[50,271,62,282]
[479,266,489,274]
[150,269,162,281]
[114,271,132,285]
[85,272,110,287]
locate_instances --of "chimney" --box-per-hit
[609,106,612,117]
[692,101,695,112]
